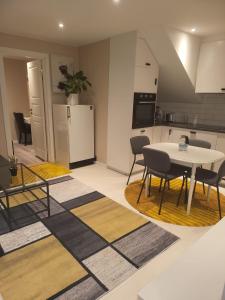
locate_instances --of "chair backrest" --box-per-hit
[143,148,171,173]
[14,112,25,132]
[218,161,225,182]
[188,138,211,149]
[130,135,150,155]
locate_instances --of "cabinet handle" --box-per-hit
[190,131,196,134]
[155,78,158,86]
[140,129,146,133]
[169,129,172,136]
[221,88,225,92]
[145,62,151,66]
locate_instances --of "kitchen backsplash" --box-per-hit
[158,94,225,126]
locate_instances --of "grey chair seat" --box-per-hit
[150,163,187,180]
[195,168,219,187]
[137,148,187,215]
[136,159,145,166]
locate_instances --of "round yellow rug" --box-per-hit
[125,178,225,227]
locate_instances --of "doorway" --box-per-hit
[0,47,55,164]
[3,57,45,165]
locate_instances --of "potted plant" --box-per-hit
[57,65,91,105]
[8,155,18,176]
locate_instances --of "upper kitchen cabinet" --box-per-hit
[134,38,159,93]
[196,40,225,93]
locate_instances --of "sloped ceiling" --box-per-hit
[142,27,202,103]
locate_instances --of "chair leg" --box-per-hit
[202,183,206,194]
[24,132,27,146]
[159,178,163,192]
[137,172,148,204]
[217,186,222,220]
[127,159,135,185]
[148,174,152,197]
[177,176,185,207]
[167,181,170,190]
[193,181,197,195]
[185,177,188,203]
[142,166,146,180]
[158,179,167,215]
[19,132,22,144]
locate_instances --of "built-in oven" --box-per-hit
[132,92,156,129]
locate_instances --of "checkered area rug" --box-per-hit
[0,176,179,300]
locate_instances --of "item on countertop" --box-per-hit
[155,106,163,122]
[165,112,175,122]
[178,135,188,151]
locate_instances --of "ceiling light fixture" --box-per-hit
[58,22,64,29]
[113,0,120,4]
[191,28,196,32]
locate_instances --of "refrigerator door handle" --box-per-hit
[67,106,71,120]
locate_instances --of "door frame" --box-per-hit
[0,47,55,162]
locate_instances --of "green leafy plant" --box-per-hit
[57,65,91,96]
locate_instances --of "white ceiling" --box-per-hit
[0,0,225,47]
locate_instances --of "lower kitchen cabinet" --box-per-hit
[167,127,190,143]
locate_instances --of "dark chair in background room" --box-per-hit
[14,112,31,146]
[127,135,150,185]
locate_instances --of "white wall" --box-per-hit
[166,28,201,86]
[79,39,110,163]
[0,89,8,158]
[107,31,137,174]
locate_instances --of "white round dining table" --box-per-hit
[144,142,225,214]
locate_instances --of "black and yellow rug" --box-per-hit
[0,176,178,300]
[125,178,225,227]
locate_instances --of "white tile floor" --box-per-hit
[71,162,216,300]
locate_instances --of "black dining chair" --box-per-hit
[127,135,150,185]
[181,137,212,197]
[137,148,187,214]
[14,112,31,146]
[178,160,225,219]
[188,138,211,194]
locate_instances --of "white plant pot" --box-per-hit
[67,93,79,105]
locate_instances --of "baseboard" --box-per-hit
[69,157,96,169]
[107,165,145,176]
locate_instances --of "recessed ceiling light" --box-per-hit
[58,23,64,29]
[113,0,120,4]
[191,28,196,32]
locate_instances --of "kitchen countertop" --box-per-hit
[155,122,225,133]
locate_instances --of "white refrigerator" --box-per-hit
[53,104,95,168]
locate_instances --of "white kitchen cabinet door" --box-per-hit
[194,131,217,149]
[134,66,158,93]
[136,38,154,67]
[196,41,225,93]
[134,38,159,93]
[160,127,171,142]
[152,126,162,143]
[168,128,190,143]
